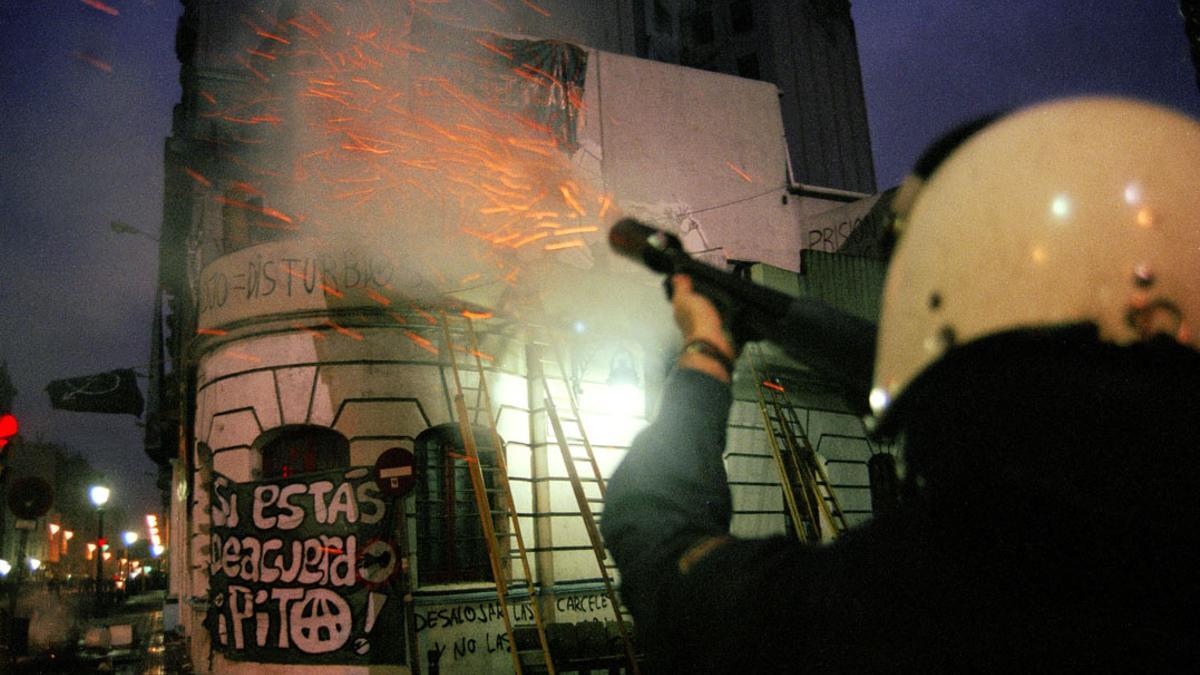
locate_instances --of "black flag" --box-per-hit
[46,368,144,416]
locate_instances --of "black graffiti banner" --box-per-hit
[45,368,144,416]
[206,467,405,665]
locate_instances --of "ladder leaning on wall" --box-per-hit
[528,332,641,675]
[749,346,851,543]
[437,311,556,675]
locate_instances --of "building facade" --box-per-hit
[156,1,883,671]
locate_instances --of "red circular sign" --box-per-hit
[355,538,399,589]
[374,447,416,497]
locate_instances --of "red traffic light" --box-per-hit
[98,537,107,548]
[0,413,16,450]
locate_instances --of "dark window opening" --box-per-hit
[692,10,715,44]
[737,52,761,79]
[730,0,754,34]
[259,426,349,479]
[415,423,508,585]
[653,0,672,34]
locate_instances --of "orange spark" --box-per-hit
[727,161,753,182]
[80,0,119,16]
[291,322,326,339]
[215,196,295,225]
[332,187,376,201]
[522,0,551,17]
[412,307,438,325]
[553,226,599,236]
[184,167,212,187]
[387,311,408,325]
[325,319,363,340]
[511,231,550,248]
[460,272,483,285]
[400,159,438,170]
[560,184,586,216]
[762,381,785,392]
[241,16,290,44]
[199,91,217,105]
[196,328,227,336]
[475,38,513,60]
[403,330,439,354]
[304,88,355,108]
[246,48,277,61]
[225,350,262,364]
[319,283,344,299]
[598,193,613,219]
[461,310,493,320]
[74,52,113,73]
[234,55,267,82]
[545,239,584,251]
[351,77,382,90]
[287,17,320,38]
[228,181,263,195]
[448,342,497,363]
[361,287,391,306]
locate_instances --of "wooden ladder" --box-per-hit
[529,336,641,675]
[438,311,556,675]
[749,346,850,542]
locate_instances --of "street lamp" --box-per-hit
[90,484,110,612]
[122,531,138,581]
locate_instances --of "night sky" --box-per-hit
[1,0,1197,526]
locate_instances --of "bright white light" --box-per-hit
[87,543,97,552]
[103,551,112,561]
[1124,183,1142,205]
[48,523,61,535]
[583,382,644,417]
[89,485,111,507]
[152,544,165,557]
[868,387,891,417]
[28,558,41,572]
[1051,194,1072,219]
[63,530,74,541]
[123,531,139,546]
[0,560,10,577]
[572,319,587,334]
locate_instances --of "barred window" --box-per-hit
[259,425,349,479]
[414,423,507,585]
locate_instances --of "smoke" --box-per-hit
[185,0,652,326]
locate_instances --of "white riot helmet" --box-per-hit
[870,97,1200,427]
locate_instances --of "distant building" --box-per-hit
[155,1,881,671]
[618,0,877,193]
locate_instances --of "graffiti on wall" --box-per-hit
[419,592,614,668]
[207,467,405,665]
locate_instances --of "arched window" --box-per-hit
[414,423,507,585]
[259,425,349,479]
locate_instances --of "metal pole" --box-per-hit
[95,508,105,613]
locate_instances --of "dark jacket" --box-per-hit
[602,354,1199,673]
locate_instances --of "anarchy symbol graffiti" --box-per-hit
[289,589,353,654]
[59,372,122,401]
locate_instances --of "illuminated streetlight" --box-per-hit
[89,485,111,508]
[123,531,138,546]
[90,483,111,613]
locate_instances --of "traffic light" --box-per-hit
[0,413,16,451]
